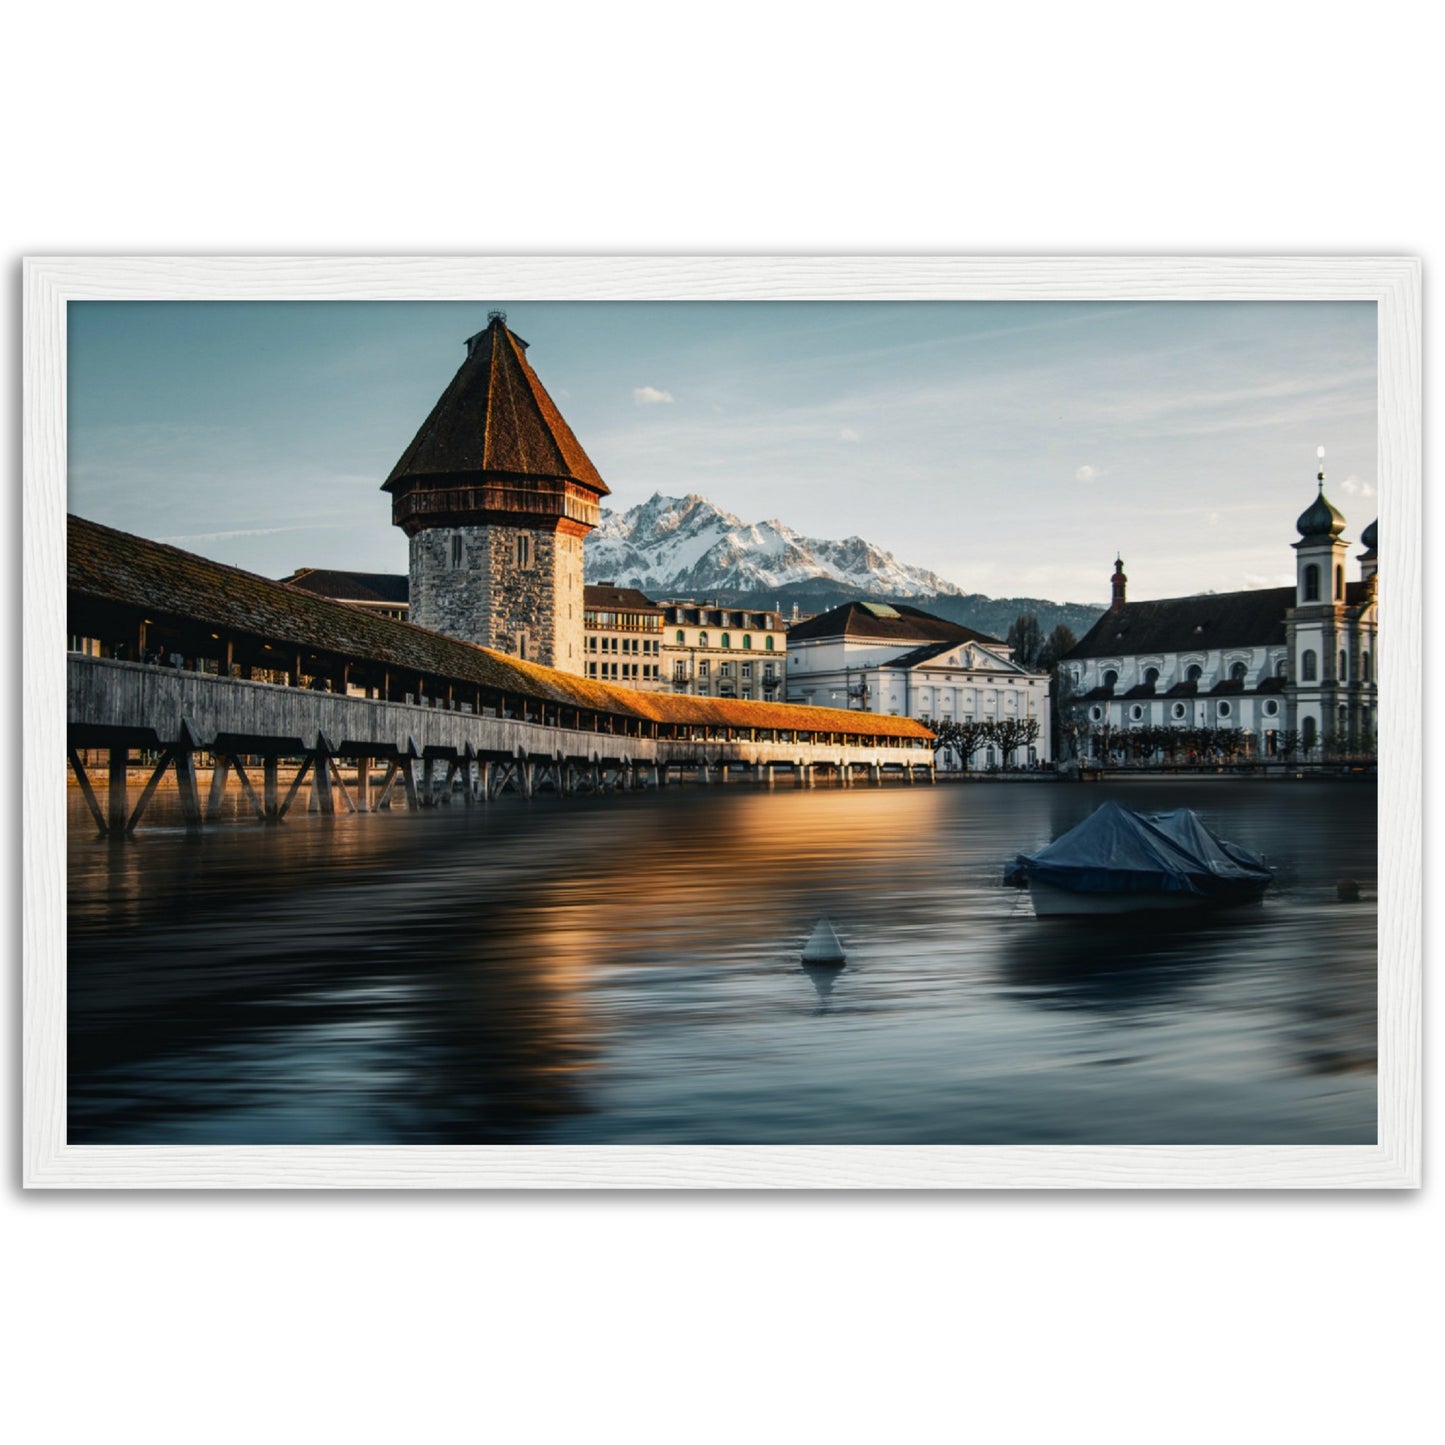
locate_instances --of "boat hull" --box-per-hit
[1026,880,1268,917]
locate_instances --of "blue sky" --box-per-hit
[67,299,1377,606]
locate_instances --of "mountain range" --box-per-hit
[585,492,1103,641]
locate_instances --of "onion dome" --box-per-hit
[1360,517,1377,553]
[1296,484,1346,542]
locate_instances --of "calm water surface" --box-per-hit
[68,780,1377,1144]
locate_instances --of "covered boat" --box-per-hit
[1003,801,1273,916]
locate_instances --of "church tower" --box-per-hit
[382,313,609,674]
[1286,448,1350,751]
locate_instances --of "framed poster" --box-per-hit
[23,256,1421,1187]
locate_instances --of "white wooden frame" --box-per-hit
[23,257,1422,1188]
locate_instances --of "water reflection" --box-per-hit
[68,780,1378,1145]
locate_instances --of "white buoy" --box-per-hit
[801,917,846,965]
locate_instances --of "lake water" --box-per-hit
[67,778,1377,1145]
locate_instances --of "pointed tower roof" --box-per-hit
[385,312,607,493]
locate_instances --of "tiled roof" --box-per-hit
[68,515,930,743]
[280,569,409,605]
[787,600,1002,646]
[584,584,663,614]
[1063,587,1294,660]
[383,314,609,496]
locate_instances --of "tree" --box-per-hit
[1006,613,1044,671]
[1037,623,1078,673]
[931,718,990,771]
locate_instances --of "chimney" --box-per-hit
[1110,556,1127,613]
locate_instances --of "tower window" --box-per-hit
[1335,565,1344,600]
[1362,650,1371,682]
[450,534,463,568]
[1301,649,1317,682]
[1303,564,1320,602]
[1339,650,1348,681]
[516,535,532,569]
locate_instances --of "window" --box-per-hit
[1218,701,1231,718]
[1090,706,1103,721]
[720,633,731,648]
[1362,650,1371,682]
[1263,699,1278,717]
[698,660,710,678]
[1230,661,1247,682]
[720,662,732,678]
[450,534,463,568]
[742,662,753,679]
[1276,658,1288,677]
[1186,664,1203,683]
[1302,716,1318,748]
[674,660,687,680]
[1301,649,1317,682]
[698,632,709,648]
[765,635,774,651]
[1143,667,1159,687]
[1335,565,1344,600]
[516,534,532,569]
[763,664,776,681]
[743,635,752,649]
[1102,669,1118,690]
[1130,705,1143,721]
[1172,702,1187,720]
[1339,650,1348,681]
[676,630,685,645]
[1303,564,1320,601]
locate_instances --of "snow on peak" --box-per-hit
[585,492,962,598]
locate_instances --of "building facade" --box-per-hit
[584,584,666,689]
[1061,474,1378,761]
[381,312,609,675]
[660,602,787,701]
[785,600,1052,765]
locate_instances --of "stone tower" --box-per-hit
[382,313,609,674]
[1286,451,1350,751]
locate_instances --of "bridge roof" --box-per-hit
[68,515,932,742]
[382,313,609,497]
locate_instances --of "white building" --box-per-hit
[1061,470,1378,760]
[785,601,1052,766]
[584,584,666,689]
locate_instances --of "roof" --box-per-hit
[883,638,1027,673]
[383,314,609,497]
[280,569,409,605]
[787,600,1002,647]
[584,584,663,614]
[1064,587,1294,660]
[68,515,931,743]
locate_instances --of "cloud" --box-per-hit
[839,426,860,442]
[1340,474,1376,497]
[633,385,674,406]
[1075,464,1102,482]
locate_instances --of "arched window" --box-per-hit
[698,632,708,648]
[1303,564,1320,602]
[765,635,774,651]
[743,635,752,649]
[1102,669,1118,690]
[676,630,685,645]
[1362,650,1371,682]
[1301,649,1317,682]
[1302,716,1318,748]
[1186,664,1203,683]
[1338,703,1348,733]
[1335,565,1344,599]
[720,633,731,649]
[1339,650,1348,681]
[1275,658,1288,678]
[1230,661,1247,682]
[1142,667,1159,687]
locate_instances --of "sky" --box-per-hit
[66,299,1377,607]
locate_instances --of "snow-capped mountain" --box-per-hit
[585,492,964,599]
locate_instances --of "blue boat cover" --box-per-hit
[1002,801,1273,899]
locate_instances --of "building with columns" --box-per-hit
[381,312,609,675]
[1061,462,1378,759]
[785,600,1051,765]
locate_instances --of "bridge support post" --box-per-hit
[173,747,202,825]
[355,756,372,812]
[311,748,335,814]
[522,762,535,799]
[107,747,129,833]
[421,757,436,807]
[206,756,232,819]
[402,759,420,809]
[870,762,881,785]
[717,762,729,784]
[264,756,280,818]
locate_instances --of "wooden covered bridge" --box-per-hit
[67,516,937,832]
